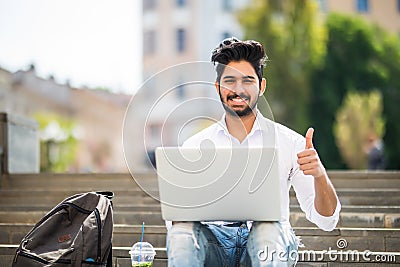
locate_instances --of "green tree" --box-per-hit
[34,113,78,172]
[334,90,385,169]
[310,14,400,169]
[238,0,326,133]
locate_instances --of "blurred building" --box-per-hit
[0,65,130,172]
[142,0,251,77]
[9,65,74,118]
[70,88,130,172]
[127,0,251,171]
[316,0,400,34]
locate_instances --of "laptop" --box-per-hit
[155,146,281,221]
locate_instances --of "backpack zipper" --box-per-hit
[33,202,91,229]
[68,203,103,261]
[94,208,102,262]
[17,251,106,265]
[68,202,92,214]
[17,250,72,264]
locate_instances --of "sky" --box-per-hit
[0,0,142,94]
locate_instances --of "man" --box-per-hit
[166,38,341,266]
[366,134,385,170]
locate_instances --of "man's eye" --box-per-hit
[243,79,254,83]
[224,80,235,83]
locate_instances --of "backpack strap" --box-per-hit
[96,191,114,200]
[96,191,114,267]
[106,246,112,267]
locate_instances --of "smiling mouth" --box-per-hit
[227,94,249,104]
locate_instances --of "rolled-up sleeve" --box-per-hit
[291,138,341,231]
[308,197,341,231]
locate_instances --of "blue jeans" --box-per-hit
[167,222,299,266]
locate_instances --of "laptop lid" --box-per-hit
[155,146,281,221]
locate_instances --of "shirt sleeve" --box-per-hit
[165,220,172,231]
[290,137,341,231]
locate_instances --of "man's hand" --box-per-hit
[297,128,326,179]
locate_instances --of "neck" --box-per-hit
[225,110,257,143]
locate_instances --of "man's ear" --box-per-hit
[215,81,220,94]
[259,78,267,96]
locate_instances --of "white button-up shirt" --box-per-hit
[169,111,341,232]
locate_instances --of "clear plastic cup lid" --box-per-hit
[129,242,156,256]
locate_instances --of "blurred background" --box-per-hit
[1,0,399,173]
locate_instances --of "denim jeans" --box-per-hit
[167,222,299,267]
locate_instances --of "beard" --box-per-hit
[219,91,258,117]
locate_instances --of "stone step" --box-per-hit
[0,188,399,206]
[1,245,398,267]
[327,171,400,189]
[108,230,400,266]
[1,202,396,215]
[1,231,399,267]
[2,171,400,190]
[291,212,400,228]
[0,245,169,267]
[0,189,160,206]
[1,203,399,214]
[1,171,398,266]
[0,210,399,228]
[1,225,399,252]
[0,203,162,212]
[1,173,157,190]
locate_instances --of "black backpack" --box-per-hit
[12,191,114,267]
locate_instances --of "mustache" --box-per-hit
[227,93,250,101]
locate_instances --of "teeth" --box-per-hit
[230,97,248,102]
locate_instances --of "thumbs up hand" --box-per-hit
[305,127,314,149]
[297,128,326,179]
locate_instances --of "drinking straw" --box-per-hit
[140,222,145,243]
[138,222,145,261]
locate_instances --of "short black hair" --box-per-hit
[211,37,267,85]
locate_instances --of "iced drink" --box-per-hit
[129,242,156,267]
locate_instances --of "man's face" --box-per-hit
[217,60,266,117]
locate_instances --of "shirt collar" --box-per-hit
[216,110,264,138]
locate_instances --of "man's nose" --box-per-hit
[232,80,245,93]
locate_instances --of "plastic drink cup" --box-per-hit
[129,242,156,267]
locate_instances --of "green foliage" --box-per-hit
[334,90,385,169]
[310,13,400,169]
[238,0,326,133]
[238,1,400,169]
[33,113,78,172]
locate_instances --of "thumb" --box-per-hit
[305,127,314,149]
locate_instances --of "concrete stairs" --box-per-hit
[0,171,399,266]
